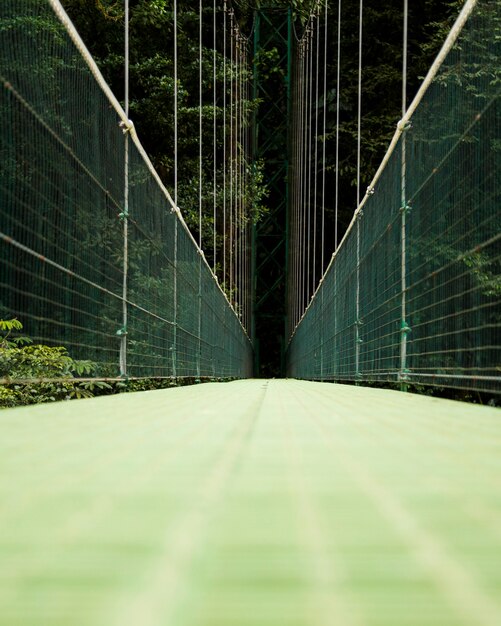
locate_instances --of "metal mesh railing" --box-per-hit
[0,0,252,380]
[287,0,500,394]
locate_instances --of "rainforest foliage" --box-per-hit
[61,0,459,254]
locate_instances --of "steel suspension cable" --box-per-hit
[199,0,203,248]
[235,34,239,315]
[173,0,178,377]
[229,12,234,305]
[198,0,203,378]
[307,23,313,304]
[400,0,409,384]
[213,0,217,273]
[223,1,227,292]
[321,0,328,268]
[313,4,320,291]
[298,40,306,318]
[120,0,129,377]
[356,0,362,208]
[355,0,363,379]
[334,0,341,250]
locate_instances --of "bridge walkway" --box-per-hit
[1,380,500,625]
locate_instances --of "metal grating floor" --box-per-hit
[0,379,500,625]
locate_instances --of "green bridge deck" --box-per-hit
[1,380,500,626]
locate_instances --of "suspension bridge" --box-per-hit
[0,0,500,624]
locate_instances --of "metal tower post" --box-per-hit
[251,6,292,377]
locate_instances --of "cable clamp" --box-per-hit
[356,209,364,220]
[400,202,412,214]
[356,318,364,326]
[397,119,412,132]
[398,369,411,382]
[116,326,128,337]
[119,119,134,134]
[367,186,375,196]
[401,321,411,334]
[118,209,129,220]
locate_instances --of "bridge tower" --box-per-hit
[251,6,292,377]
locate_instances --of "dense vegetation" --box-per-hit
[60,0,459,264]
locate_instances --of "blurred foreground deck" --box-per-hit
[1,379,500,626]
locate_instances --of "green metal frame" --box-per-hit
[251,6,292,376]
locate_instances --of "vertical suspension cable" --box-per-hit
[213,0,217,273]
[334,0,341,250]
[355,0,363,380]
[321,0,328,268]
[400,0,409,386]
[240,40,244,323]
[199,0,203,248]
[300,40,308,316]
[356,0,362,208]
[173,0,178,377]
[223,1,227,292]
[307,21,313,304]
[229,12,234,306]
[120,0,129,377]
[244,44,249,330]
[234,34,239,315]
[197,0,203,378]
[313,4,320,291]
[294,42,302,328]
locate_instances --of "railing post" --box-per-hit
[119,0,130,378]
[399,0,410,392]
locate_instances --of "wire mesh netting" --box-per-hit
[0,0,252,380]
[287,0,501,394]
